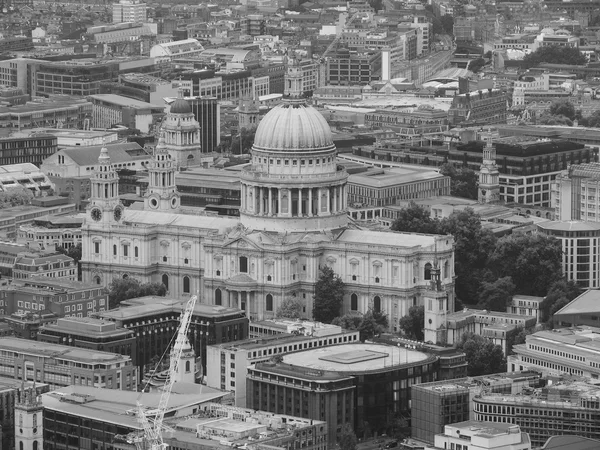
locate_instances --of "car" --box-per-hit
[385,441,398,449]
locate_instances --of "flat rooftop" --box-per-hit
[0,337,130,362]
[348,166,445,188]
[42,384,226,429]
[89,94,163,109]
[282,343,429,372]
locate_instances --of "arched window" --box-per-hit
[373,296,381,313]
[444,261,449,279]
[215,288,222,306]
[239,256,248,273]
[20,442,23,450]
[183,276,190,293]
[424,263,432,280]
[266,294,273,311]
[134,246,139,258]
[33,442,38,450]
[351,293,358,311]
[93,276,101,285]
[185,360,191,372]
[162,274,169,291]
[113,244,117,256]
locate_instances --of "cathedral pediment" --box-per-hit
[222,235,263,251]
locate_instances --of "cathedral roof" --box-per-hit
[253,102,334,152]
[169,97,192,114]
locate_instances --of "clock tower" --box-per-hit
[478,131,500,204]
[87,143,124,225]
[15,383,43,450]
[145,134,180,212]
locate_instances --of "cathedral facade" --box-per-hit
[81,72,456,330]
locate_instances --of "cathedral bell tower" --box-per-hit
[87,142,124,225]
[238,92,260,131]
[424,243,449,345]
[478,130,500,204]
[145,133,180,212]
[15,383,43,450]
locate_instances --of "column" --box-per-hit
[327,188,331,213]
[333,186,338,212]
[259,188,264,215]
[255,186,259,212]
[268,188,273,215]
[308,188,313,216]
[227,290,231,307]
[298,188,303,216]
[318,189,322,216]
[277,189,282,216]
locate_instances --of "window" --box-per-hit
[183,276,190,294]
[373,296,381,313]
[351,293,358,311]
[424,263,432,280]
[134,246,139,258]
[162,274,169,291]
[215,288,222,306]
[266,294,273,311]
[239,256,248,273]
[185,360,191,372]
[123,245,128,257]
[113,245,117,256]
[94,242,100,254]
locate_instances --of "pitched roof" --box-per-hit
[555,290,600,316]
[61,143,147,167]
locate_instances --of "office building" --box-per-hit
[88,94,164,134]
[364,106,449,136]
[0,97,92,131]
[17,214,84,250]
[207,325,360,406]
[113,0,147,23]
[0,200,77,241]
[326,49,382,86]
[552,162,600,222]
[536,221,600,288]
[96,296,248,380]
[150,39,205,63]
[38,316,136,363]
[347,166,451,208]
[185,96,221,153]
[0,337,136,390]
[0,164,54,197]
[448,89,507,126]
[12,249,76,281]
[247,342,439,443]
[473,377,600,447]
[427,421,531,450]
[0,277,108,318]
[411,371,542,444]
[103,73,178,105]
[507,295,544,322]
[508,327,600,377]
[0,136,57,167]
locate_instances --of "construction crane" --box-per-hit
[318,11,363,87]
[133,294,198,450]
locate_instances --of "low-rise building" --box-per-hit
[507,295,544,322]
[0,136,58,167]
[150,38,205,63]
[554,289,600,328]
[427,421,531,450]
[12,249,76,281]
[89,94,164,133]
[0,163,54,196]
[448,89,507,127]
[17,213,84,250]
[0,199,76,240]
[0,337,136,390]
[207,324,360,406]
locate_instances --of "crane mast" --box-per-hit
[136,294,198,450]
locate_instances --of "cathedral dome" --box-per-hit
[253,103,334,152]
[170,97,192,114]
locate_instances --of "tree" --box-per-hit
[457,333,506,376]
[468,57,486,73]
[0,185,33,208]
[438,208,497,305]
[549,100,576,120]
[276,296,303,319]
[332,313,363,331]
[339,424,358,450]
[390,201,439,234]
[540,279,582,324]
[441,15,454,34]
[358,309,388,341]
[477,276,516,312]
[399,305,424,341]
[57,243,82,280]
[580,110,600,128]
[522,46,587,69]
[537,113,573,127]
[507,326,534,355]
[487,234,563,297]
[313,266,345,323]
[440,163,478,199]
[108,278,167,309]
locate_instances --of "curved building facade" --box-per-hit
[246,343,438,443]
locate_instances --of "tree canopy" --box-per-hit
[439,163,478,199]
[536,113,573,127]
[333,309,388,341]
[390,201,439,234]
[458,333,506,376]
[540,279,582,325]
[313,266,345,323]
[522,46,587,69]
[579,110,600,128]
[0,185,33,209]
[477,276,516,311]
[108,278,167,309]
[549,100,576,120]
[57,243,82,281]
[276,296,304,319]
[339,424,358,450]
[399,305,424,341]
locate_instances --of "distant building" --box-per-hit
[326,49,382,86]
[207,324,360,406]
[17,214,84,250]
[185,96,221,153]
[448,89,507,126]
[552,163,600,222]
[150,39,205,63]
[473,376,600,447]
[12,249,76,281]
[0,97,92,130]
[508,327,600,377]
[427,421,531,450]
[507,295,544,322]
[0,337,136,390]
[112,0,147,24]
[102,73,178,104]
[0,199,76,240]
[411,371,542,444]
[88,94,164,133]
[0,136,57,167]
[0,163,54,195]
[554,289,600,328]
